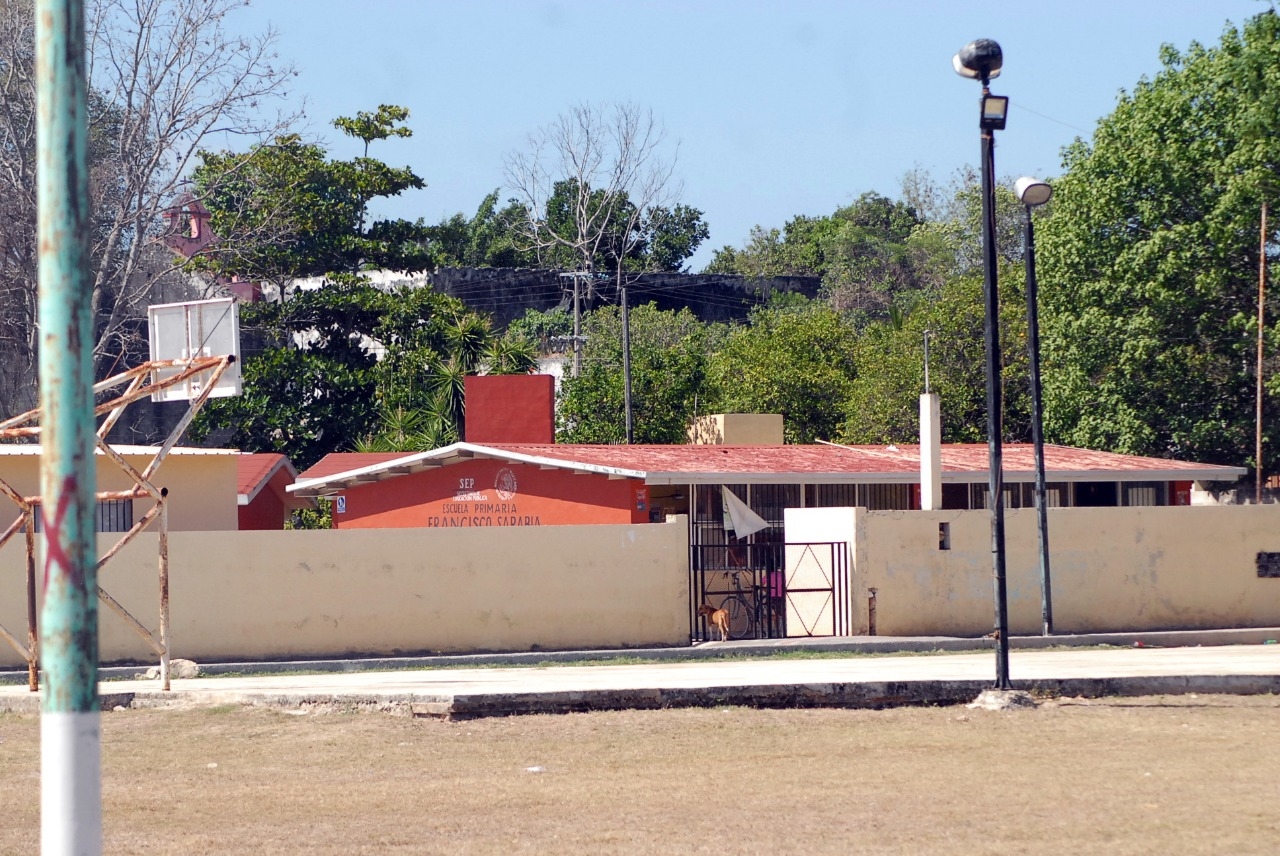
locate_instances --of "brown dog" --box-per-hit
[697,603,730,642]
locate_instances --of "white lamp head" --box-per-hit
[1015,176,1053,207]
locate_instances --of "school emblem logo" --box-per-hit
[495,467,518,500]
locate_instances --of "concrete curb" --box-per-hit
[4,674,1278,719]
[419,674,1280,719]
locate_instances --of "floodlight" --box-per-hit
[980,95,1009,131]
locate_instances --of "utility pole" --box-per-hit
[37,0,102,852]
[559,271,589,378]
[621,280,633,443]
[573,273,581,378]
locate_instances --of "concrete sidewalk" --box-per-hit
[6,625,1275,684]
[3,638,1279,719]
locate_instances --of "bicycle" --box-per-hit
[713,570,757,640]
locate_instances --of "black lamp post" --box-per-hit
[1015,176,1054,637]
[954,38,1012,690]
[621,279,634,443]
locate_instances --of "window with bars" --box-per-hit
[33,499,134,533]
[1121,481,1166,506]
[809,483,912,511]
[969,482,1068,509]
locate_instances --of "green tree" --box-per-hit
[1037,12,1280,473]
[839,270,1030,445]
[706,298,860,444]
[192,278,532,467]
[704,192,931,323]
[191,275,387,467]
[640,204,711,273]
[507,307,573,350]
[190,106,544,465]
[425,190,537,268]
[191,106,543,464]
[191,105,434,287]
[358,301,535,453]
[557,304,716,444]
[700,175,1048,446]
[899,165,1027,278]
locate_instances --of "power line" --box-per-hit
[1009,99,1092,136]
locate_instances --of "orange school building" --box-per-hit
[287,374,1246,531]
[288,375,646,529]
[323,455,649,529]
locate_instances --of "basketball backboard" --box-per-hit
[147,298,242,402]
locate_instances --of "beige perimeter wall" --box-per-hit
[850,506,1280,636]
[0,518,689,666]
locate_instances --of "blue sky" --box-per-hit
[225,0,1265,269]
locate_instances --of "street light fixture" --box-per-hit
[954,37,1013,690]
[981,95,1009,131]
[952,38,1003,81]
[1015,177,1052,207]
[1015,176,1054,637]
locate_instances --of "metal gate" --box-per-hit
[690,541,850,641]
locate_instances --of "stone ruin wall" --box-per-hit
[423,267,822,329]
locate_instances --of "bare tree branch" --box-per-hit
[504,102,676,302]
[0,0,298,418]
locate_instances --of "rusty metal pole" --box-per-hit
[36,0,102,851]
[158,491,170,691]
[25,507,39,692]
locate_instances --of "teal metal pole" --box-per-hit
[36,0,101,852]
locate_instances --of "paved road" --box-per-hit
[3,642,1279,716]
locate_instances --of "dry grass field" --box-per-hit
[1,694,1278,855]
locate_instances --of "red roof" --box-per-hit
[479,443,1231,476]
[237,453,298,501]
[289,442,1245,496]
[297,452,406,482]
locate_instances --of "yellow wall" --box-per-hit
[687,414,785,445]
[847,506,1280,635]
[0,451,237,531]
[0,517,689,666]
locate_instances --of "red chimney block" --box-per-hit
[464,374,555,444]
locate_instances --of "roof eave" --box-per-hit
[287,442,648,497]
[642,467,1246,486]
[240,455,300,505]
